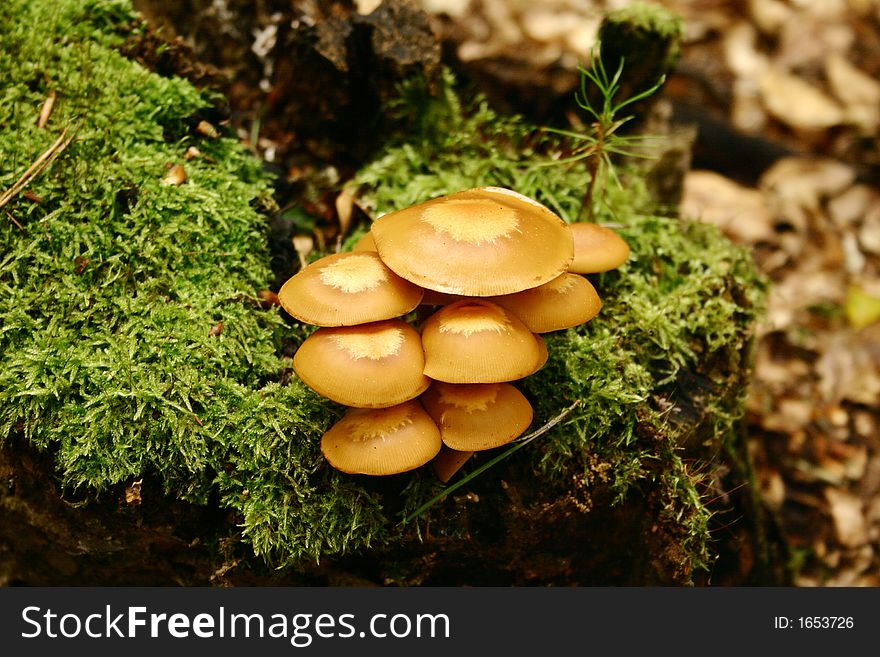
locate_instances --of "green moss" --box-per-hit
[600,2,685,41]
[1,0,767,578]
[0,0,380,566]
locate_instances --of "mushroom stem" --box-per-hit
[432,447,475,483]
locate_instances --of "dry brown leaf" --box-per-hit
[826,52,880,134]
[815,328,880,405]
[760,157,856,211]
[681,170,776,244]
[858,205,880,255]
[748,0,793,36]
[824,487,869,548]
[162,164,186,186]
[765,267,847,330]
[125,478,143,505]
[828,184,878,228]
[335,187,356,236]
[759,68,845,131]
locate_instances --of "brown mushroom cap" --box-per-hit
[370,187,574,296]
[420,381,533,451]
[320,400,442,475]
[488,273,602,333]
[420,299,545,383]
[533,333,548,371]
[568,222,631,273]
[293,319,430,408]
[278,251,423,326]
[351,231,377,252]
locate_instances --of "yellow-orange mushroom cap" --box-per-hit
[370,187,574,296]
[293,319,430,408]
[568,222,631,274]
[488,273,602,333]
[351,231,377,252]
[420,381,534,451]
[320,400,442,475]
[420,299,545,383]
[277,251,423,326]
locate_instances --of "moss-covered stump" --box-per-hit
[1,0,776,585]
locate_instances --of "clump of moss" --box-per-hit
[1,0,767,580]
[0,0,384,567]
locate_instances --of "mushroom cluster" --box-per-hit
[278,187,629,480]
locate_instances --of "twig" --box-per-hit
[0,126,76,212]
[4,211,24,231]
[36,90,56,129]
[402,399,582,524]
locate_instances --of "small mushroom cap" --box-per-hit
[294,319,430,408]
[371,187,574,296]
[568,222,630,273]
[320,400,442,475]
[420,299,545,383]
[420,381,533,451]
[351,231,377,252]
[488,273,602,333]
[278,251,423,326]
[533,333,548,371]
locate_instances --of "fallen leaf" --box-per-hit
[826,52,880,134]
[681,170,776,243]
[162,164,186,186]
[125,478,143,505]
[759,67,845,131]
[815,328,880,405]
[844,285,880,330]
[760,156,856,211]
[824,487,869,548]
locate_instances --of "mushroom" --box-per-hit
[420,381,533,451]
[431,446,475,483]
[320,400,442,475]
[277,251,423,326]
[293,319,430,408]
[420,299,546,383]
[488,272,602,333]
[568,222,630,274]
[370,186,574,296]
[351,231,377,252]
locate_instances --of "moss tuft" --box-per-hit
[0,0,382,566]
